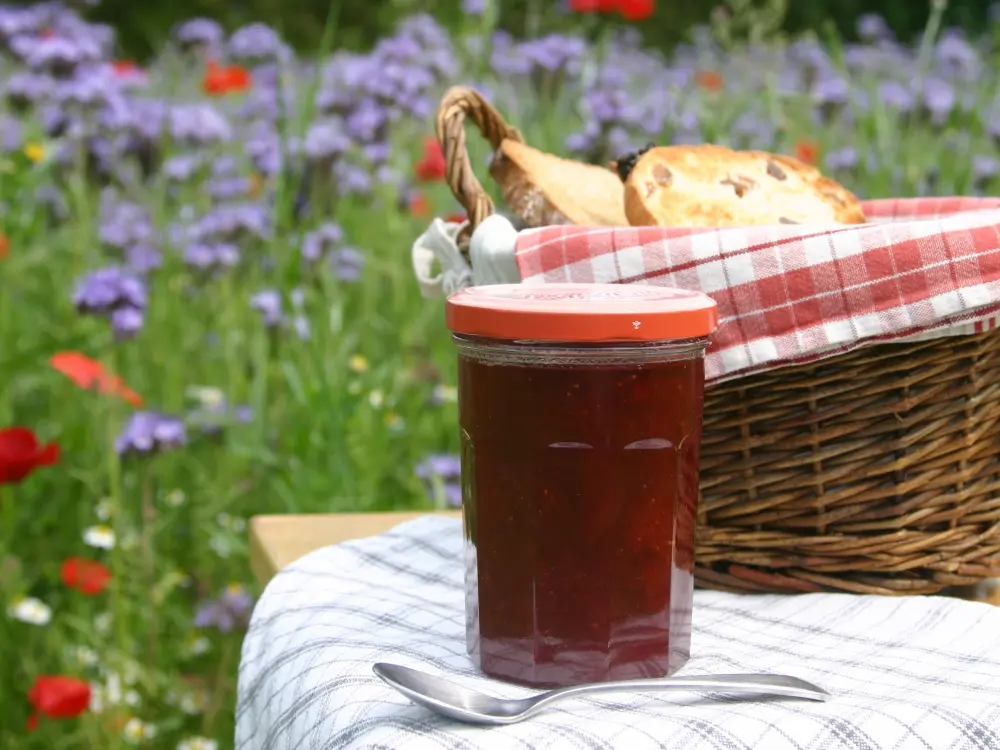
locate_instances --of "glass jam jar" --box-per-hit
[446,283,719,688]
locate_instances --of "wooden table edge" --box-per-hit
[249,510,462,586]
[249,511,1000,606]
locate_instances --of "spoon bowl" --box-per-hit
[372,662,830,725]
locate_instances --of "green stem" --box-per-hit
[202,634,234,736]
[103,372,129,659]
[0,485,13,546]
[0,486,12,748]
[915,0,949,95]
[0,266,10,426]
[140,462,157,665]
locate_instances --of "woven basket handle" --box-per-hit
[436,86,525,238]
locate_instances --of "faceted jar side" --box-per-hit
[457,337,708,688]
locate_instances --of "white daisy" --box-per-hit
[177,737,218,750]
[122,717,156,743]
[8,596,52,626]
[163,489,186,508]
[83,524,116,549]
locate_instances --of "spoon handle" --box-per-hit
[538,673,830,710]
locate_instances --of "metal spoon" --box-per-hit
[372,662,830,725]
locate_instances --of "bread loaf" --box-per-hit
[618,144,866,227]
[490,140,628,227]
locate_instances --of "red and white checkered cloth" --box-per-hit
[512,197,1000,383]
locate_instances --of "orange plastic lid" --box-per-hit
[445,283,718,343]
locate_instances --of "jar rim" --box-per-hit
[446,283,718,343]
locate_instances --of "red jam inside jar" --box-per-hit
[446,283,718,688]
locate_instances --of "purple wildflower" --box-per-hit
[237,86,287,122]
[461,0,487,15]
[102,96,167,143]
[168,103,231,146]
[228,23,288,64]
[811,72,850,107]
[163,154,206,182]
[343,98,388,142]
[250,290,283,327]
[0,5,47,40]
[303,119,351,163]
[330,248,365,283]
[124,244,163,275]
[194,585,254,632]
[190,203,270,243]
[54,68,118,109]
[786,38,830,78]
[115,412,187,456]
[521,34,586,77]
[730,111,776,150]
[334,162,373,196]
[856,14,892,42]
[416,453,462,508]
[109,306,145,339]
[208,176,254,202]
[972,155,1000,190]
[301,223,343,263]
[245,125,284,176]
[212,156,239,177]
[73,266,147,314]
[0,115,21,151]
[174,18,224,51]
[4,71,54,108]
[825,146,860,172]
[363,142,391,165]
[935,31,979,78]
[184,243,241,272]
[100,199,155,249]
[922,78,955,126]
[10,33,103,76]
[877,80,916,113]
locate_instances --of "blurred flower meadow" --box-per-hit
[3,0,1000,745]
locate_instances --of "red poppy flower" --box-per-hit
[112,60,140,76]
[49,351,143,406]
[0,428,59,485]
[618,0,654,20]
[0,234,8,260]
[696,69,724,92]
[27,676,91,719]
[409,193,431,217]
[795,138,819,165]
[203,61,252,96]
[415,138,447,182]
[61,557,111,595]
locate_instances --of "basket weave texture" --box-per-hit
[435,86,1000,596]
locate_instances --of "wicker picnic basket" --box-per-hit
[434,86,1000,597]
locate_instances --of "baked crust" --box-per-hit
[621,145,866,227]
[490,140,628,227]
